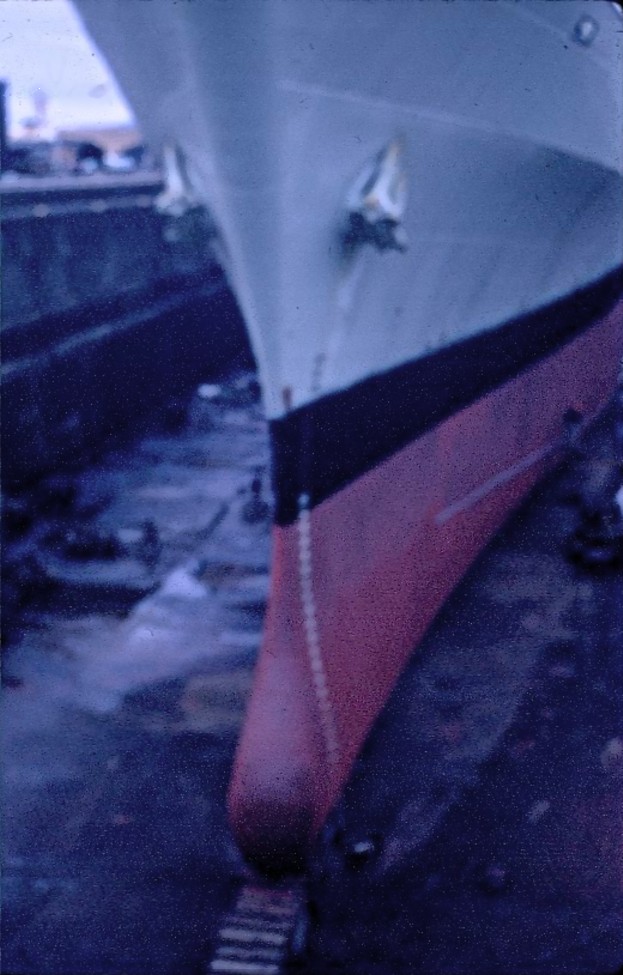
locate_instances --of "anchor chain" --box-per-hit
[296,493,340,773]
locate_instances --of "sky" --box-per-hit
[0,0,134,137]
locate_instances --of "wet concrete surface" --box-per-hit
[3,375,269,975]
[2,382,622,975]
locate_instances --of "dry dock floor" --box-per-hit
[2,377,622,975]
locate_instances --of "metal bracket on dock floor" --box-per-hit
[207,881,307,975]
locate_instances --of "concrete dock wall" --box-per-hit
[2,175,253,486]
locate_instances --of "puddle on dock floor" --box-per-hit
[2,385,622,975]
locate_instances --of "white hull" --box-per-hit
[74,0,623,418]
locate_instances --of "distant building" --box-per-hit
[56,124,142,155]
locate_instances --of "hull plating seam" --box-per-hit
[271,266,623,525]
[435,440,558,525]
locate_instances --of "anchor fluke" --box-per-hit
[343,138,409,253]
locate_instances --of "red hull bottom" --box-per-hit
[228,304,623,871]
